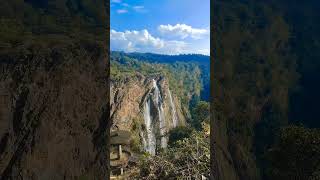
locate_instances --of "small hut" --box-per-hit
[110,130,132,176]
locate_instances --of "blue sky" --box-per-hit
[110,0,210,55]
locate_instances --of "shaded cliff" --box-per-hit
[212,1,301,180]
[0,42,108,179]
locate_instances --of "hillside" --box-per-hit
[111,51,210,101]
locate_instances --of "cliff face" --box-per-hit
[110,74,186,154]
[0,44,108,179]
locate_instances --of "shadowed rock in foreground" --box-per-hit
[0,42,108,179]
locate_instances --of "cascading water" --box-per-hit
[168,89,178,128]
[152,79,167,149]
[143,79,170,155]
[143,98,156,155]
[159,105,167,148]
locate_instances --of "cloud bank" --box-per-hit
[111,29,191,54]
[158,24,209,40]
[111,24,209,55]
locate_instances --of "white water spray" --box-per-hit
[143,98,156,155]
[168,89,178,128]
[152,79,167,149]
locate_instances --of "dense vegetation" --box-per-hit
[112,51,210,101]
[214,0,320,179]
[129,108,210,179]
[134,123,210,179]
[266,125,320,180]
[111,51,208,108]
[0,0,106,56]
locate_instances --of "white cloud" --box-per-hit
[111,28,209,55]
[111,29,165,52]
[158,24,209,40]
[196,49,210,55]
[116,9,128,14]
[162,40,189,54]
[111,29,197,54]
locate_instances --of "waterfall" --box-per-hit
[168,89,178,128]
[143,79,169,155]
[159,105,167,148]
[143,98,156,155]
[152,79,167,149]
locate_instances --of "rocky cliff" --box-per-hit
[110,73,186,155]
[0,43,108,179]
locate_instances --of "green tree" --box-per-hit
[168,126,193,147]
[191,101,210,130]
[266,125,320,180]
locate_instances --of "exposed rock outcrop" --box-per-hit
[110,74,185,155]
